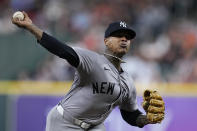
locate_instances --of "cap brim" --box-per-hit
[109,28,136,39]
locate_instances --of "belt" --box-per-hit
[56,105,92,130]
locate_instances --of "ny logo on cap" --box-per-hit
[120,21,127,28]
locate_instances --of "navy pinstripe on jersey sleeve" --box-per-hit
[38,32,79,67]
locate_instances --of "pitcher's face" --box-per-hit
[104,31,133,56]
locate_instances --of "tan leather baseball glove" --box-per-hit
[142,89,165,124]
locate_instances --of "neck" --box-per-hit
[104,50,124,71]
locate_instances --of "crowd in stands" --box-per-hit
[1,0,197,83]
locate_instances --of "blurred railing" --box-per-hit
[0,81,197,96]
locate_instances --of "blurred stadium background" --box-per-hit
[0,0,197,131]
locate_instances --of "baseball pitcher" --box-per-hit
[12,11,165,131]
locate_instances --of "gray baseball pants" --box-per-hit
[45,105,106,131]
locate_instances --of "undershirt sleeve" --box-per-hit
[38,32,79,67]
[120,109,143,127]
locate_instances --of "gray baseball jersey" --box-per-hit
[59,47,138,125]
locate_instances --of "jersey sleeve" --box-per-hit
[73,47,98,74]
[119,84,138,112]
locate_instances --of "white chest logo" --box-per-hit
[120,21,127,28]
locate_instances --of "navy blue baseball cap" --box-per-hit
[104,21,136,39]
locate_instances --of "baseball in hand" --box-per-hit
[12,11,24,21]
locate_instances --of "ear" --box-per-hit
[104,38,109,47]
